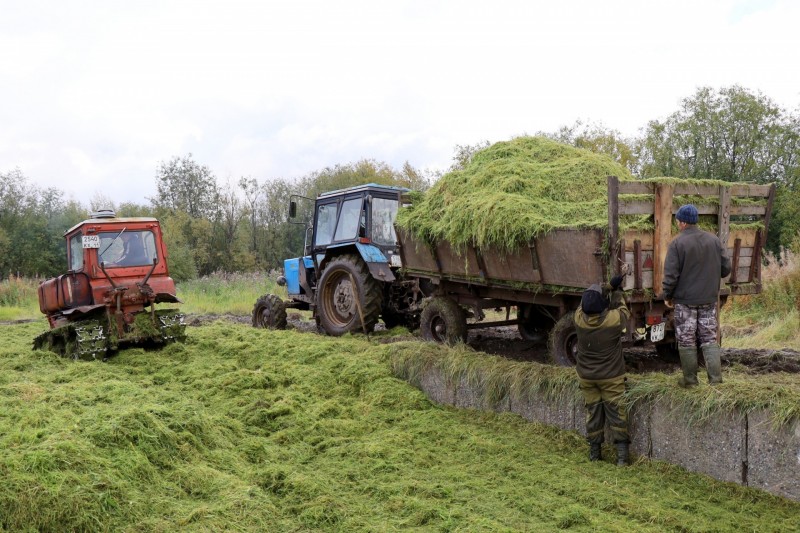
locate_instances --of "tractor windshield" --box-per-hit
[334,198,363,241]
[98,230,157,267]
[371,197,399,246]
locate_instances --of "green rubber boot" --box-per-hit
[678,347,699,388]
[703,343,723,385]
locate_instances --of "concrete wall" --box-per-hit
[404,365,800,502]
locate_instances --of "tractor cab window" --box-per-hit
[98,230,157,267]
[371,197,399,246]
[69,234,84,271]
[334,198,362,241]
[314,203,338,247]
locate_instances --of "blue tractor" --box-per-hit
[252,183,422,335]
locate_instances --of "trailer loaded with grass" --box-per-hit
[395,136,775,365]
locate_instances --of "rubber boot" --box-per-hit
[589,443,602,462]
[677,347,699,388]
[703,343,723,385]
[615,442,629,466]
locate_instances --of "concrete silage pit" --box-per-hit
[403,350,800,503]
[189,314,800,500]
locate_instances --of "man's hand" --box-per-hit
[610,275,624,290]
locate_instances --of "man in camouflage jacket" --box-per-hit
[574,275,630,465]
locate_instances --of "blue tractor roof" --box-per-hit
[317,183,410,199]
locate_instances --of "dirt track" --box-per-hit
[187,313,800,375]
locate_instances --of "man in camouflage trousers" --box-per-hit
[574,275,630,465]
[662,204,732,387]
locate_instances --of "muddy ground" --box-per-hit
[185,313,800,375]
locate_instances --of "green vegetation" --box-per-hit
[2,321,798,531]
[0,275,41,321]
[175,272,286,316]
[723,250,800,350]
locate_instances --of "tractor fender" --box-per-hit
[321,243,396,283]
[355,242,396,282]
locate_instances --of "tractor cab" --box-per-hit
[283,183,407,304]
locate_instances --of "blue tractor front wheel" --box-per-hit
[252,294,288,330]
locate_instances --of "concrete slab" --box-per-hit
[400,361,800,502]
[509,389,576,432]
[454,374,510,412]
[649,399,746,484]
[747,411,800,501]
[627,401,651,458]
[416,365,455,406]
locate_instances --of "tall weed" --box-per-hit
[723,249,800,347]
[0,275,41,320]
[0,275,39,307]
[176,270,286,315]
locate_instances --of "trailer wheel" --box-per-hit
[549,313,578,367]
[252,294,288,330]
[316,255,382,336]
[518,304,556,341]
[420,297,467,345]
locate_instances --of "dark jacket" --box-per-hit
[662,226,731,306]
[574,289,630,380]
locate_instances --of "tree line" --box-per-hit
[2,85,799,281]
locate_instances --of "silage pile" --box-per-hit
[396,136,634,252]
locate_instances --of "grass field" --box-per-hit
[2,320,799,532]
[175,271,286,316]
[721,251,800,350]
[0,275,41,321]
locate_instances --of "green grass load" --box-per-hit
[396,136,766,252]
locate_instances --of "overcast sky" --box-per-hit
[1,0,799,204]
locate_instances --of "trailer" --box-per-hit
[396,176,775,365]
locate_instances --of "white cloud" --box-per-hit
[1,0,799,203]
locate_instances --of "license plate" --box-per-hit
[650,322,665,342]
[82,235,101,249]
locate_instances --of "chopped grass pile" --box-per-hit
[2,321,799,531]
[397,137,766,252]
[396,136,633,251]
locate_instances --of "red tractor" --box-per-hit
[34,210,185,359]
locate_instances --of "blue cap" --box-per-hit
[676,204,698,224]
